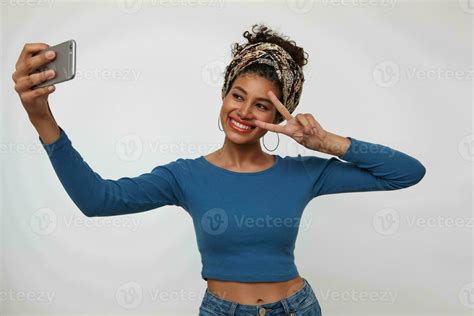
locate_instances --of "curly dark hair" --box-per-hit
[226,23,309,124]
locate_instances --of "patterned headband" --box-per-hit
[221,42,305,122]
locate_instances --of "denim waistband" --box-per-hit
[202,278,318,315]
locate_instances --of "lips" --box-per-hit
[227,116,256,134]
[229,116,255,127]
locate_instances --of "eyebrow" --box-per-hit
[233,86,273,105]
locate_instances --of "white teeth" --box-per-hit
[230,118,252,130]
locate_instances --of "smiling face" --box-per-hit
[220,73,282,144]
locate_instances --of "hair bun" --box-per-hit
[231,24,309,68]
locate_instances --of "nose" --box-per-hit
[237,101,253,119]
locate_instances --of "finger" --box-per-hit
[267,90,294,122]
[15,49,56,80]
[306,114,324,136]
[254,119,286,134]
[295,114,313,135]
[15,69,55,93]
[15,43,50,71]
[302,114,315,136]
[19,85,55,103]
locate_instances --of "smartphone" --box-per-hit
[31,39,76,89]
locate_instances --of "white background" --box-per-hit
[1,0,472,315]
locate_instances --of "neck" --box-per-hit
[217,136,271,167]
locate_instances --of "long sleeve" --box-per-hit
[39,126,187,217]
[302,137,426,198]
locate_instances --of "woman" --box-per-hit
[12,24,425,316]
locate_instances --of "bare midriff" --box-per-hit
[206,276,305,305]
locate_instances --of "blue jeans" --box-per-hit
[199,278,322,316]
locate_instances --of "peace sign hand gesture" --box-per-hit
[253,90,329,152]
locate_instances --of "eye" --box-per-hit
[232,93,243,101]
[233,93,268,110]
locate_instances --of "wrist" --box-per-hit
[28,112,54,125]
[29,115,60,145]
[319,132,351,157]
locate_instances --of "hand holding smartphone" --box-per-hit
[12,40,77,144]
[31,39,76,89]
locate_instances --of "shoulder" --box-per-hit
[282,154,340,166]
[151,156,201,175]
[280,154,342,177]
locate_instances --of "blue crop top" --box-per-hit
[39,126,426,282]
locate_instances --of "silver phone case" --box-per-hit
[31,39,76,89]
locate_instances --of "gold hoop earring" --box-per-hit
[262,132,279,152]
[218,116,224,132]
